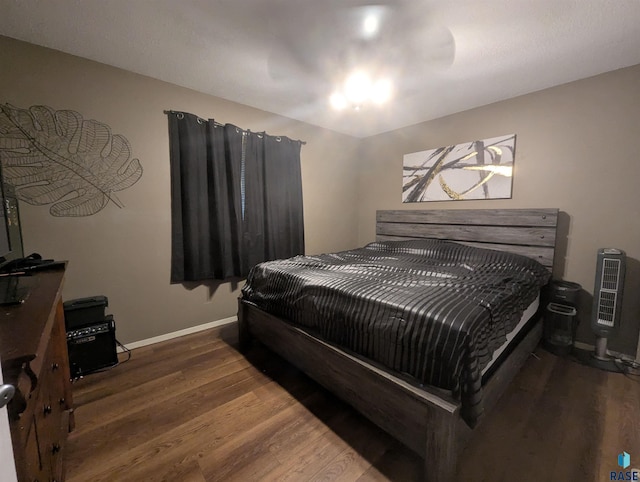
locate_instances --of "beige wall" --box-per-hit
[3,35,639,356]
[356,64,640,356]
[0,36,360,344]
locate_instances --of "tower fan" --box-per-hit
[589,248,626,371]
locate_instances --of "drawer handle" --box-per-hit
[59,397,65,406]
[52,443,61,454]
[51,362,60,371]
[0,384,15,409]
[43,404,52,416]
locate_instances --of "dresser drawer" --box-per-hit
[31,322,70,480]
[23,416,49,482]
[1,269,74,482]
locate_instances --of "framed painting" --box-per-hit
[402,134,516,203]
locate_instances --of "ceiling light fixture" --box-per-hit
[330,70,393,111]
[362,15,379,37]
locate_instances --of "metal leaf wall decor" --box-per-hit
[0,104,143,217]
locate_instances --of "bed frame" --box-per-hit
[238,208,558,482]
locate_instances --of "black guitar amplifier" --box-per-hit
[67,315,118,377]
[63,295,108,330]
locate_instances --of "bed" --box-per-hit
[238,208,558,482]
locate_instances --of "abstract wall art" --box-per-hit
[0,103,143,217]
[402,134,516,203]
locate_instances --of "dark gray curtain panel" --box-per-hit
[167,111,304,283]
[243,132,305,268]
[264,135,305,260]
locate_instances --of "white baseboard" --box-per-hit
[117,316,237,352]
[120,320,639,362]
[573,340,640,363]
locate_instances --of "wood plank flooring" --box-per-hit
[64,323,640,481]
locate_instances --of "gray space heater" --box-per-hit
[589,248,626,371]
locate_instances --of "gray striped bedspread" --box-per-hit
[241,239,550,426]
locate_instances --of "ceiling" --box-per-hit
[1,0,640,138]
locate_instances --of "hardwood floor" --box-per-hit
[65,323,640,481]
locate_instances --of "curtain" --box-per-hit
[167,111,304,283]
[263,134,304,261]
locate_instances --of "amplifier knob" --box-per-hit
[43,404,52,416]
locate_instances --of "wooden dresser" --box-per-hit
[0,268,74,482]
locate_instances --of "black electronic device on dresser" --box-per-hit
[0,175,24,269]
[0,171,30,305]
[64,295,118,377]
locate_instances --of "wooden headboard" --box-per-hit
[376,208,558,270]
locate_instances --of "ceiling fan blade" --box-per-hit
[265,2,455,91]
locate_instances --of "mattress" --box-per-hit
[242,239,550,426]
[481,294,539,376]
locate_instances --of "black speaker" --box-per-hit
[63,295,108,330]
[67,315,118,377]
